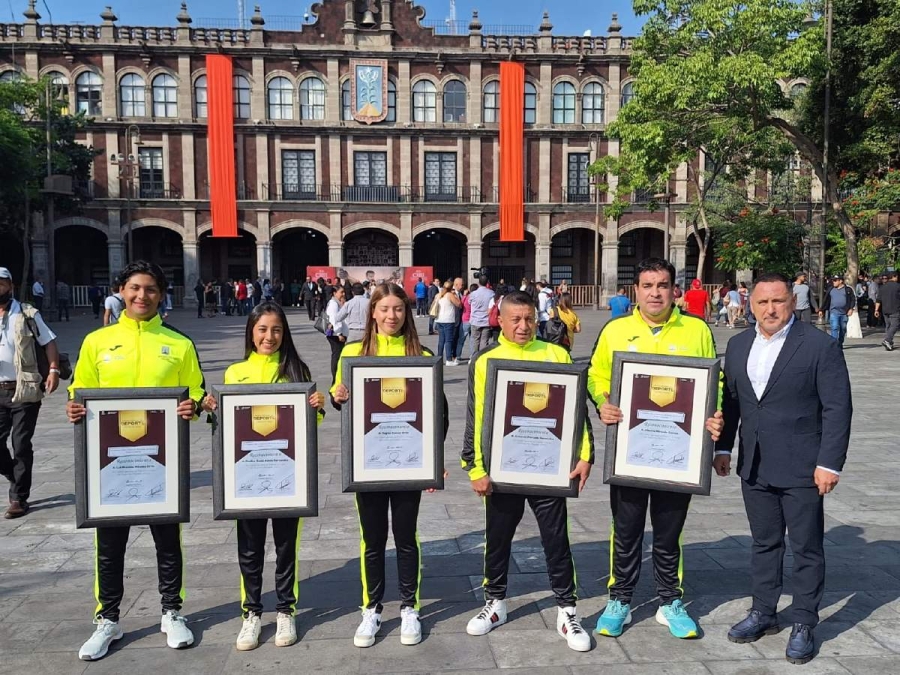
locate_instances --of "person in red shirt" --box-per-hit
[235,280,248,316]
[682,279,711,321]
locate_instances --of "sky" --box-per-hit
[12,0,645,37]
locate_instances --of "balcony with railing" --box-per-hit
[198,182,256,200]
[137,182,181,199]
[259,184,545,204]
[566,186,593,204]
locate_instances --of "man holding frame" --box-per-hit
[66,261,209,661]
[588,258,724,640]
[461,290,594,652]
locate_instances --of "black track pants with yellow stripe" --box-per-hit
[238,517,302,617]
[94,523,184,622]
[355,491,422,610]
[607,485,691,605]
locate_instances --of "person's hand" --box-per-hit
[713,454,731,477]
[569,460,592,493]
[818,310,824,316]
[202,393,217,412]
[333,383,349,404]
[848,309,854,317]
[705,411,724,442]
[45,371,59,395]
[814,468,840,496]
[599,392,624,425]
[177,399,197,420]
[875,309,881,318]
[66,400,86,423]
[471,475,492,497]
[427,469,450,494]
[309,392,325,410]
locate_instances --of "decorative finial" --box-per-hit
[23,0,40,22]
[100,6,118,23]
[468,9,482,33]
[539,10,553,34]
[176,2,192,25]
[608,12,622,34]
[250,5,265,26]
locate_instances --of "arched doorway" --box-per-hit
[344,229,399,267]
[132,226,184,285]
[0,231,24,282]
[482,231,536,285]
[199,230,256,282]
[273,228,328,285]
[617,228,664,286]
[551,228,598,285]
[413,228,466,282]
[55,225,108,285]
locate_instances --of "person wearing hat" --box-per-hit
[818,275,856,347]
[0,266,61,519]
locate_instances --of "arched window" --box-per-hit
[119,73,146,117]
[0,71,24,114]
[552,82,576,124]
[412,80,436,123]
[194,75,207,118]
[621,82,635,108]
[47,71,69,113]
[582,82,605,124]
[299,76,325,120]
[524,81,537,124]
[341,79,351,121]
[267,77,293,120]
[386,79,397,122]
[152,74,177,118]
[233,74,251,118]
[483,81,499,123]
[443,80,467,122]
[75,72,102,116]
[790,82,808,99]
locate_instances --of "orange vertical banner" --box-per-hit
[499,61,525,242]
[206,54,238,238]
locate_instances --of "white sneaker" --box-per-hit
[161,609,194,649]
[78,618,123,661]
[557,606,591,652]
[466,598,508,636]
[400,606,422,646]
[445,360,459,367]
[236,612,261,651]
[275,612,297,647]
[354,607,382,648]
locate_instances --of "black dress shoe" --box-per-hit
[727,609,779,643]
[4,500,28,519]
[785,623,815,665]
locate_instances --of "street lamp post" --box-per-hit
[819,0,833,312]
[590,133,601,310]
[109,125,142,264]
[654,191,677,262]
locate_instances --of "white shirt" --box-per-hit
[0,300,56,381]
[435,294,457,323]
[325,298,347,337]
[104,293,125,323]
[717,316,838,475]
[31,281,44,297]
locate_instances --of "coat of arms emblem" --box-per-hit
[351,59,389,124]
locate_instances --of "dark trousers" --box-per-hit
[483,493,577,607]
[326,336,344,385]
[355,491,422,610]
[305,298,315,320]
[91,298,102,319]
[608,484,691,605]
[32,296,43,312]
[237,517,302,616]
[793,308,812,324]
[472,326,492,353]
[57,299,69,322]
[742,480,824,626]
[0,390,41,502]
[195,295,204,318]
[95,523,184,622]
[884,312,900,345]
[415,298,427,316]
[865,298,878,327]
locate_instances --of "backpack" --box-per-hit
[542,310,570,348]
[488,301,501,328]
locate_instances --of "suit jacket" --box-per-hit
[718,320,852,488]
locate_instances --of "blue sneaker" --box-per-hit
[595,599,632,637]
[655,599,699,639]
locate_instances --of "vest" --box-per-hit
[10,303,44,404]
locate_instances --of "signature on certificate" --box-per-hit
[104,487,123,499]
[277,477,291,490]
[146,483,164,497]
[258,480,273,494]
[239,481,254,491]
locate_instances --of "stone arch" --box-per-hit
[128,218,185,237]
[410,74,439,89]
[147,67,179,83]
[52,216,108,235]
[342,220,401,239]
[550,221,599,239]
[482,222,539,239]
[70,65,102,84]
[618,220,667,237]
[38,64,71,80]
[580,75,610,89]
[412,220,470,240]
[197,220,259,238]
[270,219,331,240]
[440,73,469,89]
[115,66,148,86]
[265,70,297,88]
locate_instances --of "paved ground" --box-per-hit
[1,304,899,675]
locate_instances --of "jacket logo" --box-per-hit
[627,336,640,342]
[161,346,170,356]
[238,376,249,382]
[109,345,122,351]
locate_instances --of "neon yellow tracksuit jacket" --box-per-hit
[587,306,722,408]
[462,334,595,481]
[224,350,324,424]
[69,313,205,407]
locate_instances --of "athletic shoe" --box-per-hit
[656,599,699,639]
[275,612,297,647]
[236,612,261,651]
[556,606,591,652]
[354,607,382,648]
[595,599,632,637]
[466,598,507,636]
[78,618,123,661]
[445,360,459,367]
[882,340,894,351]
[400,606,422,646]
[161,610,194,649]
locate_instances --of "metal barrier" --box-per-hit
[65,286,185,308]
[566,285,598,307]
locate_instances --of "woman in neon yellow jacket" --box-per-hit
[212,301,324,652]
[331,283,448,650]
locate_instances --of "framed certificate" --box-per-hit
[481,360,589,498]
[341,356,444,492]
[74,387,190,528]
[603,352,721,495]
[211,383,319,519]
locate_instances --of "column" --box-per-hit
[399,244,413,267]
[177,55,192,119]
[397,60,411,124]
[107,240,125,279]
[539,138,551,202]
[670,243,687,287]
[536,244,551,282]
[182,132,196,199]
[182,241,199,307]
[101,53,117,118]
[601,241,619,304]
[251,57,266,122]
[256,242,272,281]
[329,209,343,266]
[399,210,413,267]
[326,58,340,124]
[468,212,483,273]
[607,62,621,123]
[538,62,552,126]
[469,60,482,125]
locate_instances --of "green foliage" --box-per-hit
[841,168,900,230]
[714,210,807,276]
[825,224,895,276]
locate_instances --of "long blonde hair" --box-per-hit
[360,283,424,357]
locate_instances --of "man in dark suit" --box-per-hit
[715,272,852,665]
[300,276,318,320]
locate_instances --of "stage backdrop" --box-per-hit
[306,267,433,300]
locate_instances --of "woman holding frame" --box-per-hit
[206,301,325,651]
[331,283,449,649]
